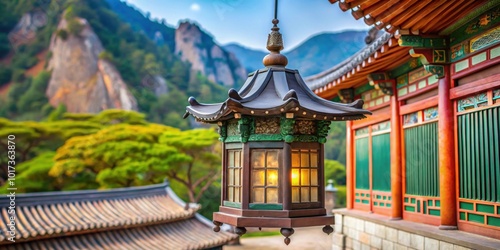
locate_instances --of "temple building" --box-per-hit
[306,0,500,249]
[0,182,236,249]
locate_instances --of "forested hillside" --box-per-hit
[0,0,235,129]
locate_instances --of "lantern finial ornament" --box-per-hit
[184,0,370,245]
[263,0,288,67]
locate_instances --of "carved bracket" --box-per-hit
[217,121,227,142]
[367,73,394,96]
[338,88,355,103]
[410,48,447,64]
[424,65,445,79]
[280,117,295,143]
[238,117,252,143]
[316,121,332,144]
[398,35,448,48]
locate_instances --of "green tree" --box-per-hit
[0,152,60,194]
[324,159,346,186]
[159,129,221,204]
[0,66,12,86]
[324,122,347,164]
[50,123,184,189]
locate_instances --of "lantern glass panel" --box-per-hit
[292,187,300,203]
[291,149,320,203]
[301,169,310,185]
[251,149,281,204]
[301,152,309,167]
[252,151,265,168]
[311,169,318,185]
[311,187,318,202]
[267,169,279,186]
[253,170,265,186]
[310,152,318,167]
[292,153,300,167]
[301,187,310,202]
[291,169,300,186]
[226,149,242,203]
[267,188,278,203]
[253,188,265,203]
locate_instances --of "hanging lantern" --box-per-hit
[184,1,370,245]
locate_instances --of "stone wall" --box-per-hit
[332,210,500,250]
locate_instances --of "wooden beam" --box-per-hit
[390,84,402,220]
[423,0,477,33]
[364,0,399,18]
[389,0,433,28]
[400,0,449,30]
[351,9,365,20]
[380,44,389,53]
[388,37,399,47]
[346,121,354,209]
[411,0,458,31]
[379,0,420,26]
[437,65,457,229]
[339,1,350,11]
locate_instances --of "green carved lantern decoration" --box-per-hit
[184,4,370,245]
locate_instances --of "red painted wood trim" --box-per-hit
[453,92,460,228]
[400,96,439,115]
[346,121,354,209]
[449,73,500,100]
[438,65,457,227]
[352,112,391,130]
[458,222,500,240]
[390,92,403,219]
[353,202,371,211]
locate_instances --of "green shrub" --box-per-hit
[11,69,25,82]
[0,66,12,86]
[56,29,69,40]
[67,19,84,36]
[11,53,38,69]
[98,51,113,61]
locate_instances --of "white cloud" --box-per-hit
[190,3,201,12]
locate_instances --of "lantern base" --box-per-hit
[213,212,334,229]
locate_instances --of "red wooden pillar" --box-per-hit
[438,65,457,229]
[346,120,354,209]
[390,88,402,219]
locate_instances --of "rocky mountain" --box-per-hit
[46,17,137,113]
[105,0,245,88]
[223,43,267,73]
[104,0,176,49]
[175,22,246,87]
[224,31,367,76]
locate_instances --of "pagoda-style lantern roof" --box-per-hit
[185,66,369,122]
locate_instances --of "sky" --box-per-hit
[125,0,368,52]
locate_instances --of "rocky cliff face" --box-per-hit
[46,17,137,113]
[175,22,246,87]
[8,10,47,47]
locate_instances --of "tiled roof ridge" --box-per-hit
[0,182,170,207]
[305,32,393,90]
[0,183,202,244]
